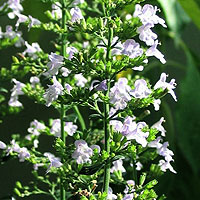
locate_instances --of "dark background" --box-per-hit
[0,0,200,199]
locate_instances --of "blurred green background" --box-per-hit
[0,0,200,199]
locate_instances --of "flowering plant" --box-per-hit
[0,0,177,199]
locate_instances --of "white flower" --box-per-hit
[107,187,117,200]
[136,161,143,171]
[44,53,64,77]
[75,74,87,87]
[33,163,44,171]
[65,122,78,136]
[44,76,64,107]
[130,79,152,99]
[153,99,161,111]
[148,136,162,149]
[146,40,166,64]
[72,140,93,164]
[154,73,177,101]
[133,4,167,27]
[152,117,166,137]
[90,145,101,153]
[9,79,25,107]
[132,65,144,71]
[66,46,78,60]
[0,141,7,149]
[70,7,84,23]
[110,159,126,173]
[23,42,42,59]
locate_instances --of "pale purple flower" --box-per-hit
[65,83,73,94]
[133,4,167,27]
[130,79,152,99]
[159,159,176,173]
[6,140,20,155]
[75,74,87,87]
[66,46,78,60]
[45,153,62,173]
[7,0,23,19]
[50,119,77,137]
[157,142,174,162]
[148,136,162,149]
[126,122,149,147]
[15,13,28,30]
[0,141,7,149]
[61,67,71,77]
[90,145,101,153]
[30,76,40,87]
[107,187,117,200]
[44,53,64,77]
[137,23,157,46]
[18,147,30,162]
[23,42,42,59]
[154,73,177,101]
[110,120,123,132]
[121,39,143,59]
[33,163,44,171]
[90,80,107,91]
[1,25,24,47]
[110,159,126,173]
[70,7,84,23]
[72,140,93,164]
[152,117,166,137]
[27,119,46,136]
[124,180,135,194]
[51,3,62,19]
[72,0,85,5]
[146,40,166,64]
[110,78,131,111]
[123,194,134,200]
[65,122,78,136]
[44,76,64,107]
[28,15,41,30]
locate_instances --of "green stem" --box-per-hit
[102,81,111,194]
[103,22,113,194]
[60,0,67,199]
[73,105,86,131]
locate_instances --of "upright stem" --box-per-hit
[73,105,86,131]
[60,0,67,199]
[103,20,113,194]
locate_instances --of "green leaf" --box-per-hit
[175,49,200,175]
[158,0,190,37]
[177,0,200,29]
